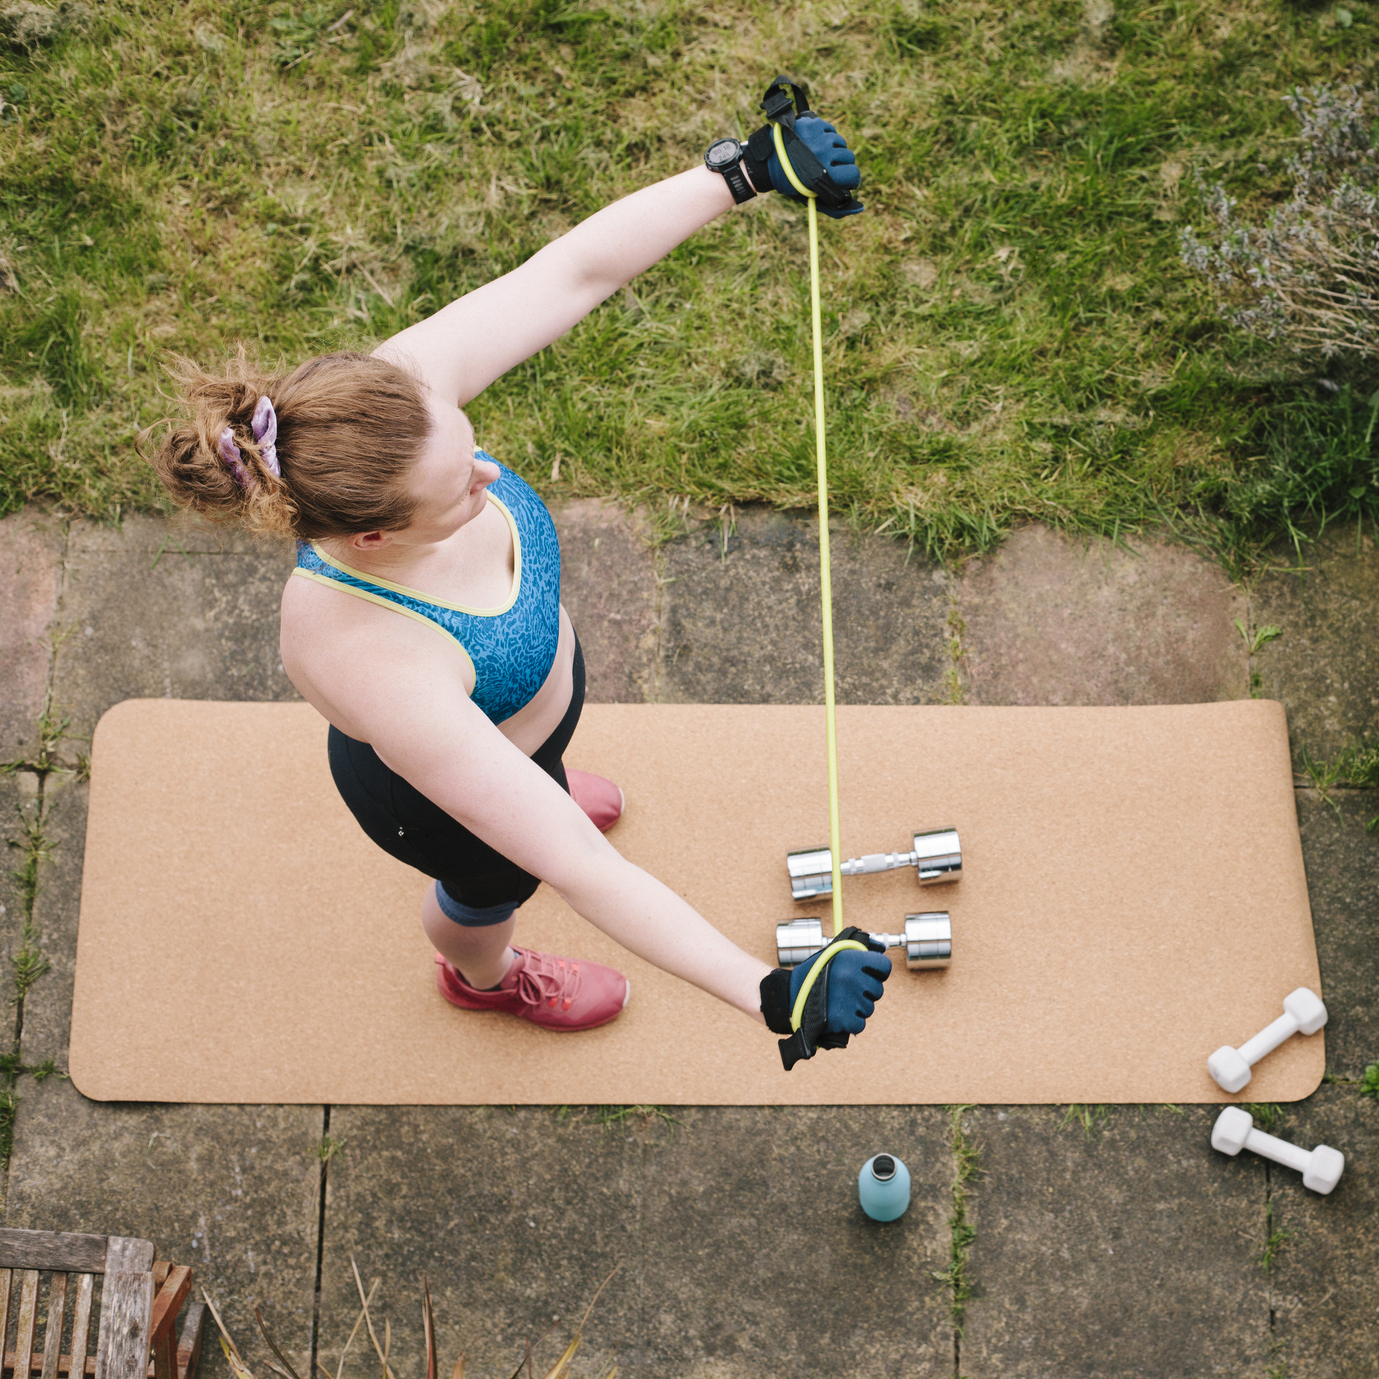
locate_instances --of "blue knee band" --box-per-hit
[434,882,519,928]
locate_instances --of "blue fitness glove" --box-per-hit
[766,116,862,217]
[759,927,892,1070]
[743,76,864,220]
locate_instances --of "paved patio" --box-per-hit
[0,504,1374,1378]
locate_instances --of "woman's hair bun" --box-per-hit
[150,347,298,538]
[148,345,431,542]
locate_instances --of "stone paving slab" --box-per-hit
[955,525,1249,705]
[1253,525,1379,762]
[635,1106,951,1377]
[0,511,64,761]
[659,509,952,705]
[6,1077,323,1377]
[1268,1087,1379,1379]
[961,1104,1271,1376]
[320,1107,642,1379]
[53,515,298,742]
[1295,790,1379,1082]
[550,499,659,703]
[322,1105,951,1379]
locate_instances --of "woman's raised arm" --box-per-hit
[375,165,736,406]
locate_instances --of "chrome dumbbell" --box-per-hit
[775,914,953,970]
[787,827,961,902]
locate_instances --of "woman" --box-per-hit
[152,90,890,1066]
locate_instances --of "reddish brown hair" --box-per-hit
[151,348,432,539]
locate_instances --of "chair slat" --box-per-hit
[13,1272,38,1379]
[39,1275,66,1379]
[148,1267,188,1379]
[98,1246,152,1277]
[93,1272,153,1379]
[0,1236,106,1277]
[175,1304,205,1379]
[69,1276,94,1379]
[93,1241,152,1379]
[1,1349,97,1376]
[0,1268,14,1375]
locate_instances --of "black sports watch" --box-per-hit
[705,136,757,204]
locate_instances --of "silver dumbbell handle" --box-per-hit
[775,915,952,971]
[788,828,961,901]
[840,852,917,877]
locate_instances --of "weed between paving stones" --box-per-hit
[0,695,78,1175]
[2,0,1378,562]
[1060,1102,1113,1139]
[932,1103,980,1357]
[1258,1198,1292,1274]
[552,1104,677,1132]
[1244,1102,1286,1132]
[1234,616,1282,698]
[1300,731,1379,827]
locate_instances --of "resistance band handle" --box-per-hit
[768,929,876,1071]
[747,75,860,213]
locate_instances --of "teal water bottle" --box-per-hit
[858,1153,911,1221]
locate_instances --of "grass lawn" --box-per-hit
[1,0,1376,560]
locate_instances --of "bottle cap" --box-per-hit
[871,1154,896,1181]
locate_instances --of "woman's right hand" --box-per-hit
[765,115,863,218]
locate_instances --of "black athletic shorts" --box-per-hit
[327,638,585,910]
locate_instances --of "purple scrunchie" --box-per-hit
[216,429,252,490]
[251,395,280,477]
[216,395,280,489]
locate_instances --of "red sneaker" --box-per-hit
[434,947,630,1032]
[568,769,624,831]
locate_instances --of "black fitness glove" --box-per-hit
[743,76,864,219]
[760,927,892,1070]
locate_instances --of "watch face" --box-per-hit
[706,138,740,169]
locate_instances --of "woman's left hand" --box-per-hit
[759,928,892,1069]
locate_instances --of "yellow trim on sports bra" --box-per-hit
[307,493,523,617]
[291,568,479,696]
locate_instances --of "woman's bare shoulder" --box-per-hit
[280,565,366,658]
[279,571,471,738]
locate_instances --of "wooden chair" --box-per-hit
[0,1229,205,1379]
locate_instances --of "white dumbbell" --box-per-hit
[1207,987,1328,1093]
[1211,1107,1345,1195]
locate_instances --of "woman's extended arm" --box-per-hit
[375,165,736,406]
[289,608,772,1020]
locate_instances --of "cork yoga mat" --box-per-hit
[69,698,1323,1105]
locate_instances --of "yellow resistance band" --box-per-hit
[772,121,845,942]
[789,938,867,1031]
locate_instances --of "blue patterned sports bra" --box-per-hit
[293,455,561,724]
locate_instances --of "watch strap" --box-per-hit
[720,160,756,203]
[706,139,756,204]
